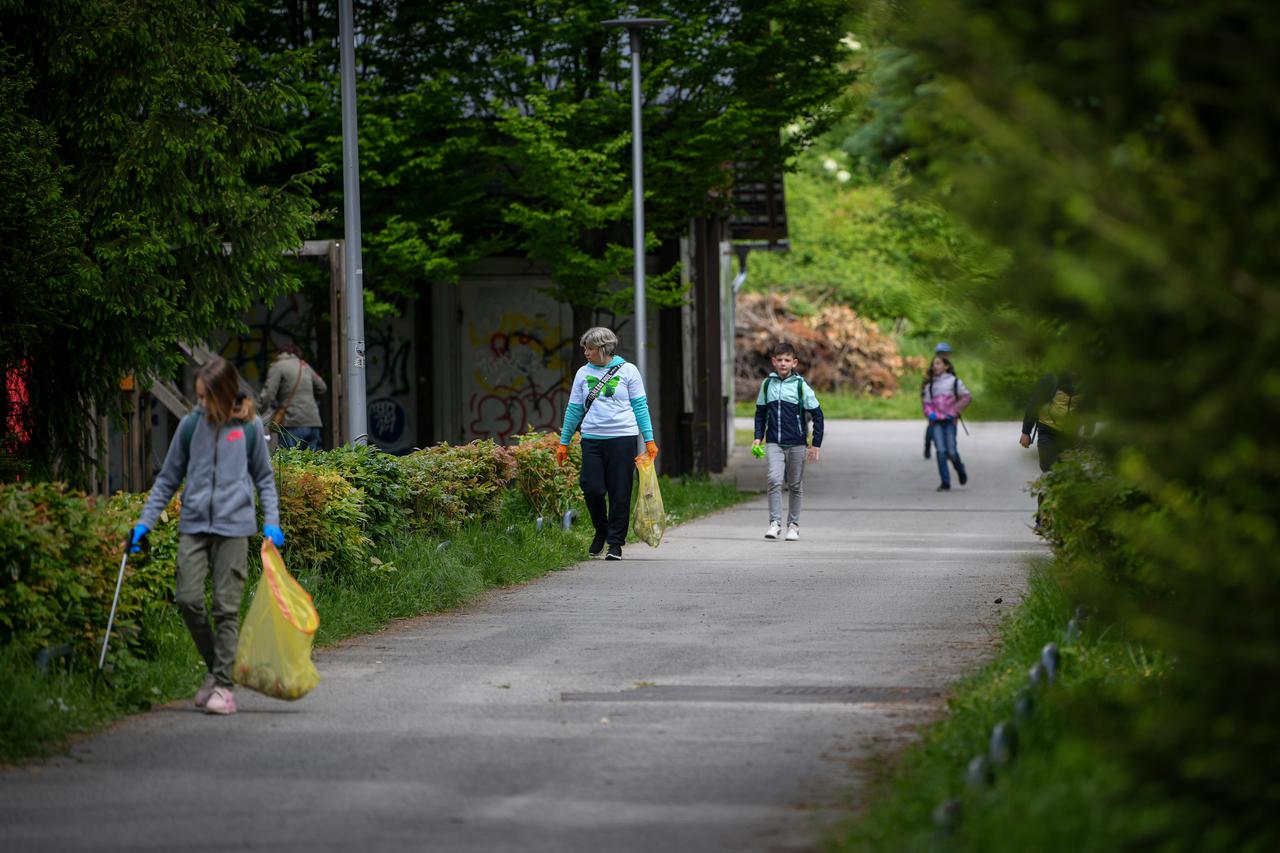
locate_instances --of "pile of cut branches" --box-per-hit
[734,293,923,400]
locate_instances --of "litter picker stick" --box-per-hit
[98,547,129,675]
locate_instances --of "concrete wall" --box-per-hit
[427,258,663,449]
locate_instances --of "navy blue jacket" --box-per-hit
[753,373,824,447]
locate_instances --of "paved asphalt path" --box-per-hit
[1,420,1044,853]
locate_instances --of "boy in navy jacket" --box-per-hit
[752,342,824,540]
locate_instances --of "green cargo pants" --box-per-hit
[176,533,248,688]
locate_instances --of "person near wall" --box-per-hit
[260,342,327,451]
[555,327,658,561]
[129,357,283,716]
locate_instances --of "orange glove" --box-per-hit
[555,443,569,465]
[646,440,659,461]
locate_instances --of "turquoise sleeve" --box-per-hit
[630,396,655,442]
[560,402,585,445]
[804,381,821,410]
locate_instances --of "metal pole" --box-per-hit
[629,29,647,379]
[338,0,368,445]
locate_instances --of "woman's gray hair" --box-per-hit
[579,326,618,357]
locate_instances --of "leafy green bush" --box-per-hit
[276,444,409,544]
[397,440,515,533]
[1031,450,1149,591]
[509,431,581,518]
[0,483,177,663]
[273,463,369,578]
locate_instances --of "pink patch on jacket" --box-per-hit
[226,429,244,442]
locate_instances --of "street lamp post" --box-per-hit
[339,0,368,445]
[602,17,667,378]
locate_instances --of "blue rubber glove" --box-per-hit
[129,524,149,553]
[263,524,285,548]
[927,412,938,422]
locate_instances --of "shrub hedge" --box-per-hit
[509,430,582,518]
[0,433,579,670]
[398,439,516,533]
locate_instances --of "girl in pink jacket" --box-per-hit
[922,355,972,491]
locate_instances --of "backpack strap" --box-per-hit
[179,411,200,455]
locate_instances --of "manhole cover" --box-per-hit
[560,685,940,704]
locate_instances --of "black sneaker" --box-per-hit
[936,483,951,492]
[957,467,968,486]
[605,544,623,561]
[589,533,607,557]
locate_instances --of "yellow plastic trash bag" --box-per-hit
[631,455,667,548]
[233,540,320,701]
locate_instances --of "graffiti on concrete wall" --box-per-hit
[213,297,311,386]
[466,313,573,443]
[364,317,414,451]
[211,295,416,453]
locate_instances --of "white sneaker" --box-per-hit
[785,524,800,541]
[765,521,781,540]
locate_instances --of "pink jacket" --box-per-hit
[922,373,972,420]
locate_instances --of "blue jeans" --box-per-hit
[281,426,322,451]
[930,419,966,486]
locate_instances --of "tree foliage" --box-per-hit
[872,0,1280,845]
[0,0,318,482]
[743,25,987,349]
[235,0,853,318]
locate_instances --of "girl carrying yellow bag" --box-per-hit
[233,540,320,701]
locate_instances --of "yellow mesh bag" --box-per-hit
[233,540,320,701]
[631,455,667,548]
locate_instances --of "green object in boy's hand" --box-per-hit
[751,443,766,459]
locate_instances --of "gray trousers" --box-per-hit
[176,533,248,688]
[766,444,807,526]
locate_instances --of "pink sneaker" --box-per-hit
[193,674,217,709]
[204,686,237,715]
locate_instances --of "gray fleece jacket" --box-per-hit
[138,412,280,537]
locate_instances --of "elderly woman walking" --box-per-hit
[556,327,658,560]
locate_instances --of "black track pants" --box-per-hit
[580,435,638,546]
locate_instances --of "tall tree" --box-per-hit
[235,0,853,335]
[0,0,318,481]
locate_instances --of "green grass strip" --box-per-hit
[825,560,1170,852]
[1,475,750,764]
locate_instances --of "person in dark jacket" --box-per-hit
[1020,372,1085,472]
[130,357,283,716]
[752,342,824,541]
